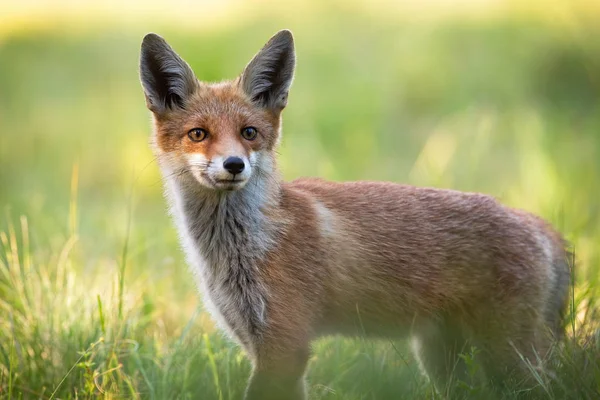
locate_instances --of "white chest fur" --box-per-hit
[165,175,273,343]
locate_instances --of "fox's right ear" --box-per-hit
[139,33,197,114]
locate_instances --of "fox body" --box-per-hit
[140,30,570,399]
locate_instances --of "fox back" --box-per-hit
[140,30,570,400]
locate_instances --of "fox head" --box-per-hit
[139,30,295,191]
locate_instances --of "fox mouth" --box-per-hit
[215,178,243,183]
[212,178,247,191]
[195,171,248,191]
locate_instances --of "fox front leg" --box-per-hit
[244,345,310,400]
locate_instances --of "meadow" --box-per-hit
[1,2,600,399]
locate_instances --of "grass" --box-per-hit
[1,4,600,399]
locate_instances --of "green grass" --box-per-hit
[1,8,600,399]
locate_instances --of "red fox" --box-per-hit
[140,30,570,399]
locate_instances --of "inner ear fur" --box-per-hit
[140,33,198,114]
[241,30,296,112]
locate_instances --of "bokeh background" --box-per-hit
[1,0,599,398]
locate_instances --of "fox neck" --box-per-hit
[162,156,282,338]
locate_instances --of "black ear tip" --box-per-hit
[272,29,294,46]
[141,33,167,51]
[277,29,293,38]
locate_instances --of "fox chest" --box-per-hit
[192,253,267,343]
[170,185,271,343]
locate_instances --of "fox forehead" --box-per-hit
[154,82,281,153]
[187,83,261,123]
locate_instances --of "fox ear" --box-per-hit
[140,33,197,114]
[241,30,295,111]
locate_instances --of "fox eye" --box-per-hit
[188,128,208,142]
[241,127,258,141]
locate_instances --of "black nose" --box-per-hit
[223,156,245,175]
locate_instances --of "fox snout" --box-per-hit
[186,153,253,191]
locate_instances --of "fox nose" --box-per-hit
[223,156,245,175]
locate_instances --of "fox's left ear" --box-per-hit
[241,30,295,112]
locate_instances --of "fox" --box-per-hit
[139,30,571,399]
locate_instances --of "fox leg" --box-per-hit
[411,319,471,390]
[244,343,310,400]
[474,304,553,389]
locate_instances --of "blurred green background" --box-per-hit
[1,0,599,398]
